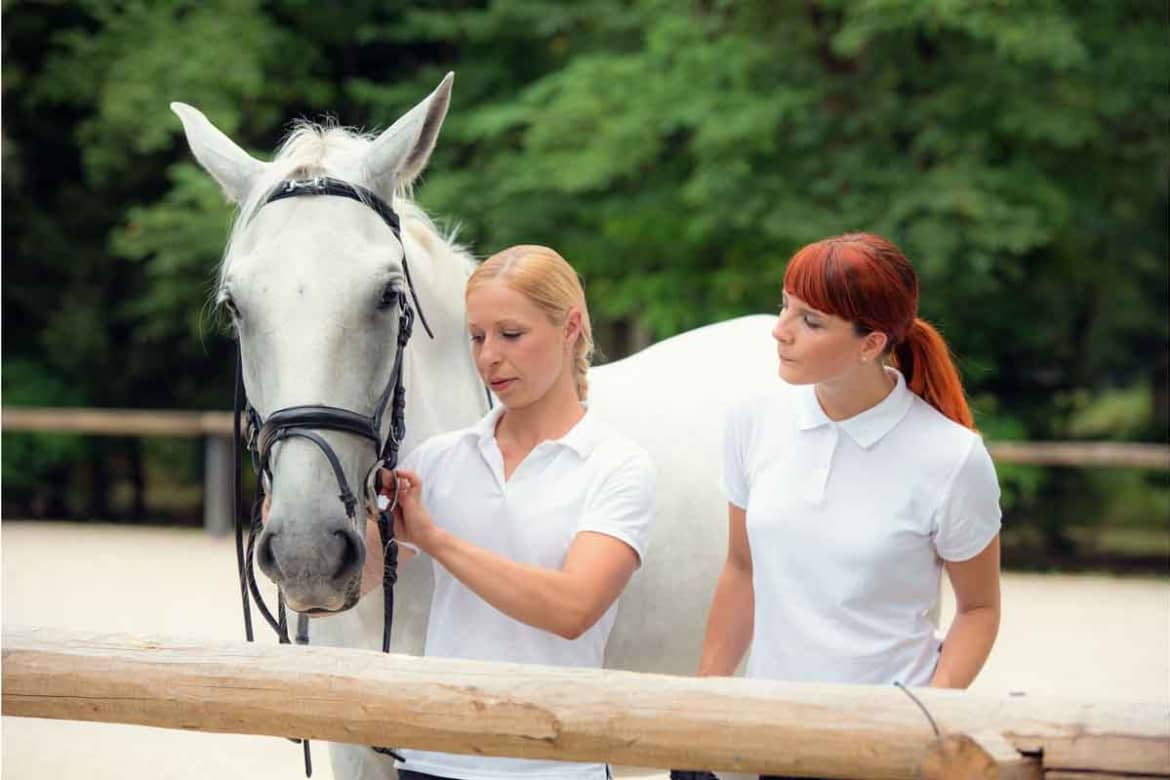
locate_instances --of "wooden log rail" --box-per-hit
[0,408,234,436]
[4,627,1167,779]
[1,408,236,535]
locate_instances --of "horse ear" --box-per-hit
[170,102,266,203]
[363,72,454,194]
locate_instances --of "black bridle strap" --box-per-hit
[259,407,378,453]
[264,428,360,518]
[266,177,401,234]
[233,351,255,643]
[372,305,413,462]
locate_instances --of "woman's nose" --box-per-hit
[478,335,501,365]
[772,314,792,344]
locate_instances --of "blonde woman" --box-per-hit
[369,245,656,780]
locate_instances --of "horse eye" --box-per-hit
[378,284,402,311]
[222,296,242,320]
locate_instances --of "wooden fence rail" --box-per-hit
[3,627,1167,779]
[3,407,1169,535]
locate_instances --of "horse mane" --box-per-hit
[217,120,477,295]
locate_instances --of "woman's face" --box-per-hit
[466,280,574,409]
[771,290,875,385]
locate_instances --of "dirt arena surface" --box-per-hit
[3,521,1168,779]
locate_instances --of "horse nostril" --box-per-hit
[256,530,281,581]
[332,526,365,584]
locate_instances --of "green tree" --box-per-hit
[4,1,1166,557]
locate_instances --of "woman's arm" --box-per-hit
[931,535,1001,688]
[697,503,755,676]
[393,469,640,640]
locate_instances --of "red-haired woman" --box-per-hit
[687,233,1001,779]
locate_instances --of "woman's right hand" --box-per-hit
[386,468,441,553]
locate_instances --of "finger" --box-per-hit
[377,468,398,498]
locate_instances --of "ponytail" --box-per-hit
[892,318,974,429]
[573,336,592,401]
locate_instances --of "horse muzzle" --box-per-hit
[255,520,366,613]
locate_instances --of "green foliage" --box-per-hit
[3,1,1167,547]
[2,359,88,491]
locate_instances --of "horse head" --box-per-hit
[173,74,477,615]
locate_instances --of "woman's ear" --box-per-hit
[564,308,582,345]
[860,330,888,363]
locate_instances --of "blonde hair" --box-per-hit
[467,245,594,400]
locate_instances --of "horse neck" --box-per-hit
[397,205,488,446]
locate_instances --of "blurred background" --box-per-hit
[2,3,1168,778]
[3,2,1167,569]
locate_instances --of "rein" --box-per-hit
[231,176,426,774]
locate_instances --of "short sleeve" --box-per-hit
[576,450,656,566]
[398,443,424,475]
[399,432,456,506]
[932,438,1002,561]
[721,403,750,509]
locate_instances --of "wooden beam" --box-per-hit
[920,732,1042,780]
[987,441,1170,470]
[4,627,1167,778]
[1,408,233,437]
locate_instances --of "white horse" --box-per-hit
[173,74,779,779]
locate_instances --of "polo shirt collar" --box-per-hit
[467,403,598,457]
[794,369,914,449]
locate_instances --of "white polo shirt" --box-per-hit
[396,404,655,780]
[722,369,1001,686]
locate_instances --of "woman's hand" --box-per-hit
[388,468,441,553]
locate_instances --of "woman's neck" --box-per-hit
[815,363,896,422]
[495,376,585,453]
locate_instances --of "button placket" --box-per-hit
[478,437,508,493]
[805,426,837,504]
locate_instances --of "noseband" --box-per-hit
[231,176,427,773]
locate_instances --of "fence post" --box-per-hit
[203,435,233,536]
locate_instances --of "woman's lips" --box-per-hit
[490,378,516,391]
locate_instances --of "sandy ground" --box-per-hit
[2,521,1168,779]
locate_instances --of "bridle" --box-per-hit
[231,176,430,774]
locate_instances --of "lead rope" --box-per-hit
[233,351,254,642]
[368,304,412,763]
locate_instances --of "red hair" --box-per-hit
[783,232,974,429]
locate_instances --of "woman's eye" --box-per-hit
[469,333,484,344]
[378,284,402,310]
[502,331,523,340]
[803,316,821,329]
